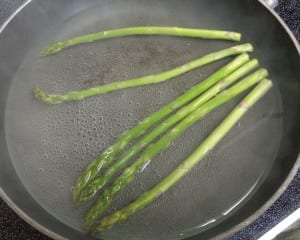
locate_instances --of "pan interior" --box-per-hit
[4,1,283,240]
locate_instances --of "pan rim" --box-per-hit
[0,1,299,240]
[258,0,300,55]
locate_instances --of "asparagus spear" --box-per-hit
[84,69,268,229]
[75,59,259,206]
[40,27,241,56]
[72,53,250,202]
[34,44,253,104]
[93,79,273,233]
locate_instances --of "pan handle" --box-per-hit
[262,0,278,9]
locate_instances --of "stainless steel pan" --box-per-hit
[0,0,299,239]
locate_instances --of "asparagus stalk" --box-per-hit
[75,59,259,206]
[72,53,250,202]
[93,79,273,233]
[84,69,268,229]
[40,27,241,56]
[34,44,253,104]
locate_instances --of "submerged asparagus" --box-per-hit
[84,69,268,229]
[75,59,259,206]
[35,44,252,104]
[72,53,250,202]
[40,26,241,56]
[93,79,273,233]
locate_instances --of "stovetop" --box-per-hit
[0,0,299,239]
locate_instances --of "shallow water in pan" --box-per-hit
[5,2,283,240]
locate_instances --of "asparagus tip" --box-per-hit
[39,48,53,57]
[39,42,63,57]
[34,86,62,104]
[34,86,46,101]
[73,190,89,208]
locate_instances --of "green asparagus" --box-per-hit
[93,79,273,233]
[72,53,250,202]
[34,44,253,104]
[84,69,268,229]
[40,26,241,56]
[76,59,259,206]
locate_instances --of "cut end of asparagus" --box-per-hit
[251,59,259,66]
[233,43,254,53]
[229,32,242,41]
[235,53,250,64]
[260,69,269,78]
[262,79,273,90]
[238,78,273,111]
[241,53,250,59]
[255,78,273,96]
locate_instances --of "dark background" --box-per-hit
[0,0,299,239]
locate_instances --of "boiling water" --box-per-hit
[5,3,283,240]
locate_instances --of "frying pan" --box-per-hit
[0,0,299,239]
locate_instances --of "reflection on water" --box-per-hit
[180,173,264,238]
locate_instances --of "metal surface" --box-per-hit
[264,0,279,9]
[258,208,300,240]
[0,0,299,240]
